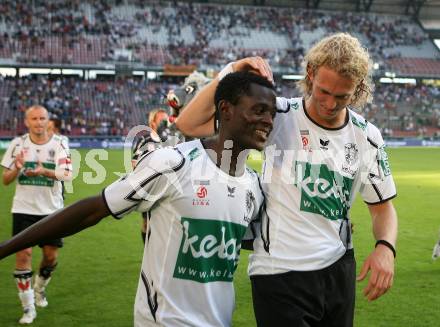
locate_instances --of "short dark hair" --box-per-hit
[214,71,275,132]
[50,118,62,130]
[214,71,275,111]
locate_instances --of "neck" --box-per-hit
[202,137,249,177]
[305,97,347,129]
[30,132,49,144]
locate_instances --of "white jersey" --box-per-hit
[1,133,72,215]
[103,140,263,327]
[248,97,397,275]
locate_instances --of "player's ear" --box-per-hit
[218,100,233,121]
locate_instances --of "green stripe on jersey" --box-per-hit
[18,162,56,187]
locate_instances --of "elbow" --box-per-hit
[63,172,73,182]
[56,170,73,182]
[2,173,11,185]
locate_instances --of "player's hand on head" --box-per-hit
[356,245,395,301]
[233,57,274,84]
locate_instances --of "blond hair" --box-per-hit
[298,33,374,108]
[148,108,167,127]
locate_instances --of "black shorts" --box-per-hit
[251,249,355,327]
[12,213,63,248]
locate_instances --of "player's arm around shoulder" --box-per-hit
[176,56,274,137]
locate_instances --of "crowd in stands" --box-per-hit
[0,74,439,138]
[0,75,171,136]
[0,1,434,72]
[363,83,440,137]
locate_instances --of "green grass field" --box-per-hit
[1,147,440,326]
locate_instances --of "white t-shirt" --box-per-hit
[1,133,72,215]
[103,140,263,327]
[248,97,397,275]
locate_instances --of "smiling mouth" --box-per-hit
[255,129,269,139]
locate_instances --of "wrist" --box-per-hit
[217,62,234,81]
[375,239,396,258]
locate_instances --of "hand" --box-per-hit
[23,162,45,177]
[14,152,24,170]
[232,57,274,84]
[357,244,395,301]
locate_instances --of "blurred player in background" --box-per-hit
[48,117,70,200]
[0,72,276,327]
[47,118,69,147]
[1,105,73,324]
[131,71,211,243]
[432,230,440,260]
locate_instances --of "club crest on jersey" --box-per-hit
[342,143,358,177]
[193,186,210,206]
[47,149,56,162]
[244,190,255,223]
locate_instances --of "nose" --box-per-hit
[261,111,274,127]
[324,95,337,110]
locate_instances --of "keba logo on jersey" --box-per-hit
[296,161,353,221]
[193,186,210,206]
[173,217,247,283]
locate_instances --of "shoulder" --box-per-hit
[276,96,302,114]
[244,166,263,193]
[135,143,187,173]
[348,110,384,147]
[8,134,26,148]
[245,166,260,181]
[50,134,69,150]
[175,140,204,161]
[349,110,369,132]
[366,123,384,148]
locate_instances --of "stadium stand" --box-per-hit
[0,1,439,139]
[0,74,439,138]
[0,1,438,75]
[0,75,172,136]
